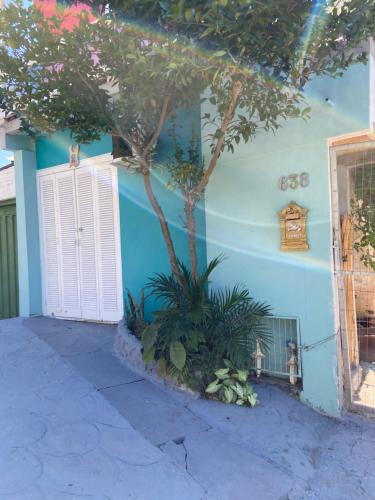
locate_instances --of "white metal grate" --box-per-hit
[252,317,301,379]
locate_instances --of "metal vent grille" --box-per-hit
[252,317,301,379]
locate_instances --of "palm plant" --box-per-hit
[142,257,272,391]
[206,286,272,368]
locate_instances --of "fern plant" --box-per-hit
[141,257,272,390]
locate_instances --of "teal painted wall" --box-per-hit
[35,110,207,317]
[36,131,112,169]
[203,63,370,416]
[118,107,207,316]
[118,171,207,317]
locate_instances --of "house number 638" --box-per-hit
[279,172,310,191]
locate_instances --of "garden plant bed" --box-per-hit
[115,320,300,407]
[114,320,198,398]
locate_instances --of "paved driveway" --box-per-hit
[0,318,205,499]
[2,316,375,499]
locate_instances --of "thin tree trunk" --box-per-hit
[127,98,181,280]
[142,167,181,280]
[122,80,241,282]
[194,80,242,198]
[178,81,242,280]
[184,193,198,281]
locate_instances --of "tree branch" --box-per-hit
[144,96,169,155]
[75,67,109,119]
[194,80,242,198]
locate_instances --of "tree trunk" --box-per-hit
[179,81,242,281]
[184,194,198,281]
[142,167,181,280]
[194,80,243,198]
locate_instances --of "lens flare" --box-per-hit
[28,1,365,275]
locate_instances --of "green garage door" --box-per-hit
[0,200,18,319]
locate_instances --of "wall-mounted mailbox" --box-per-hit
[279,201,309,251]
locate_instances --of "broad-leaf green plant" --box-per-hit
[141,257,272,389]
[206,359,258,407]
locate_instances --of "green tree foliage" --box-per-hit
[0,2,208,143]
[0,1,374,278]
[87,0,375,80]
[351,166,375,270]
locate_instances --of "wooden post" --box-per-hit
[341,214,359,366]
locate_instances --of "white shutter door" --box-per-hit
[55,170,81,319]
[95,166,123,322]
[75,167,100,320]
[39,175,61,316]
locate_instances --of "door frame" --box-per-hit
[37,153,124,322]
[329,137,375,413]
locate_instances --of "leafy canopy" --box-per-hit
[0,1,210,149]
[1,0,373,158]
[86,0,374,82]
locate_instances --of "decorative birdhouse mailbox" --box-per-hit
[279,201,309,251]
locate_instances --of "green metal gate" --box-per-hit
[0,199,18,319]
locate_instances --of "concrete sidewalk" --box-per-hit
[0,318,205,499]
[5,316,375,499]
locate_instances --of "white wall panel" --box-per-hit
[0,166,15,201]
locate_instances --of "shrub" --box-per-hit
[141,257,272,392]
[205,359,258,407]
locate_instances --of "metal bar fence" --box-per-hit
[251,317,301,379]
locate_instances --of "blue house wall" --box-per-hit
[8,59,369,416]
[203,63,370,416]
[35,110,207,317]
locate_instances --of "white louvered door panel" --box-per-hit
[38,155,123,323]
[39,175,61,315]
[55,171,81,319]
[94,166,123,322]
[75,167,100,320]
